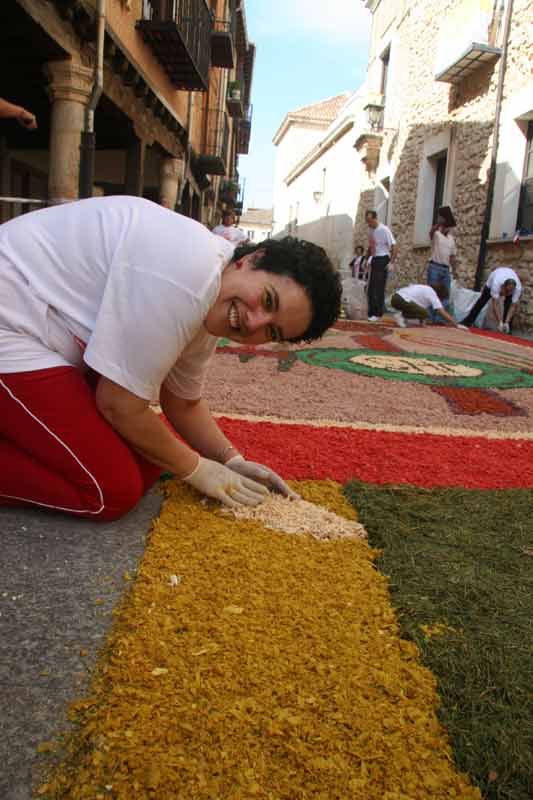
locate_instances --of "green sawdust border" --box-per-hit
[344,481,533,800]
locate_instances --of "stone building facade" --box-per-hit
[272,92,362,269]
[0,0,255,227]
[238,206,273,243]
[357,0,533,328]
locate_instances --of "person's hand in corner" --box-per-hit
[0,99,37,130]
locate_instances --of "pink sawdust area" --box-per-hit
[205,323,533,437]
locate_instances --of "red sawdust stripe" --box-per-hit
[355,334,403,352]
[469,328,533,348]
[216,417,533,490]
[432,386,527,417]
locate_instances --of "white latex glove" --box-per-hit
[183,457,269,508]
[497,321,505,333]
[226,455,299,499]
[503,322,510,334]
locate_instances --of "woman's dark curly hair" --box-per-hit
[232,236,342,343]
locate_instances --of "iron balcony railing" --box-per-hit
[236,103,252,155]
[198,109,229,175]
[138,0,213,91]
[211,0,237,68]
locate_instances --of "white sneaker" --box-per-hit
[367,316,379,322]
[393,311,406,328]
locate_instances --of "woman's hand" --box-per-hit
[183,457,269,508]
[225,455,299,499]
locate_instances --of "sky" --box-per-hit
[238,0,373,211]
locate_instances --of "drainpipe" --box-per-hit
[79,0,106,198]
[473,0,513,290]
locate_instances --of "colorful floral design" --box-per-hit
[213,325,533,425]
[39,322,533,798]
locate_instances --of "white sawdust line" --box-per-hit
[213,411,533,441]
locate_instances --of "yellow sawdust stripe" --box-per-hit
[213,410,533,440]
[40,481,480,799]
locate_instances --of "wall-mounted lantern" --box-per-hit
[364,100,384,131]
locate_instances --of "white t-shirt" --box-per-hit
[397,284,443,311]
[430,229,456,267]
[0,196,235,401]
[485,267,522,304]
[212,224,248,245]
[368,223,396,257]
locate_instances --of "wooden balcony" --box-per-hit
[197,109,229,176]
[226,80,244,118]
[236,105,252,155]
[211,9,236,69]
[137,0,212,91]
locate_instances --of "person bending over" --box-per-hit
[0,196,341,521]
[391,283,467,329]
[461,266,522,333]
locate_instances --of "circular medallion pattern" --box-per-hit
[296,348,533,389]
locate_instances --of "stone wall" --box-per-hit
[354,0,533,329]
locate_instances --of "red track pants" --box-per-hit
[0,367,162,521]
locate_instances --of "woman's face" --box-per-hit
[204,253,313,345]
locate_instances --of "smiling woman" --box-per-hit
[0,196,341,521]
[228,236,342,342]
[204,253,313,345]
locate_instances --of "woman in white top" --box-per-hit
[427,206,457,321]
[212,211,249,246]
[0,196,341,520]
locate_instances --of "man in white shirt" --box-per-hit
[0,196,341,521]
[365,210,397,321]
[461,267,522,332]
[428,206,457,321]
[212,211,249,246]
[391,283,466,329]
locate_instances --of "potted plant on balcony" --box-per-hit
[220,179,239,204]
[227,80,241,101]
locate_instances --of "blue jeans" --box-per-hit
[426,261,451,322]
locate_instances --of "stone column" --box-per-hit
[125,137,146,197]
[159,157,183,209]
[44,61,93,204]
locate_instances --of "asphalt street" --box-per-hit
[0,488,163,800]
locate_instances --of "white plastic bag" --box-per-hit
[342,278,368,320]
[450,280,488,328]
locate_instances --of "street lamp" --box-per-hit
[364,101,384,131]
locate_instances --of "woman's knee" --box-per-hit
[93,467,146,522]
